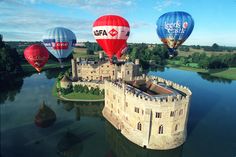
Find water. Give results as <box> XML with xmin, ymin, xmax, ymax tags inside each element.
<box><xmin>1</xmin><ymin>68</ymin><xmax>236</xmax><ymax>157</ymax></box>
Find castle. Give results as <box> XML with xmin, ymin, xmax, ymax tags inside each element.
<box><xmin>70</xmin><ymin>54</ymin><xmax>191</xmax><ymax>150</ymax></box>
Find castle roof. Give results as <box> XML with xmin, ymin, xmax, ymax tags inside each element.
<box><xmin>61</xmin><ymin>75</ymin><xmax>71</xmax><ymax>82</ymax></box>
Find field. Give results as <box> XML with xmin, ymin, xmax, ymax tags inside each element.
<box><xmin>178</xmin><ymin>48</ymin><xmax>236</xmax><ymax>57</ymax></box>
<box><xmin>73</xmin><ymin>47</ymin><xmax>99</xmax><ymax>59</ymax></box>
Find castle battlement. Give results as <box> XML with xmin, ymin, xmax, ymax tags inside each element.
<box><xmin>103</xmin><ymin>75</ymin><xmax>191</xmax><ymax>150</ymax></box>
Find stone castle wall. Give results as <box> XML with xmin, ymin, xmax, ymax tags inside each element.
<box><xmin>102</xmin><ymin>76</ymin><xmax>191</xmax><ymax>150</ymax></box>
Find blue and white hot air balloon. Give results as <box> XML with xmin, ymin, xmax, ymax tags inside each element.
<box><xmin>42</xmin><ymin>27</ymin><xmax>76</xmax><ymax>66</ymax></box>
<box><xmin>156</xmin><ymin>11</ymin><xmax>194</xmax><ymax>56</ymax></box>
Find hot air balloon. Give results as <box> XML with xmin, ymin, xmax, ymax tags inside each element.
<box><xmin>24</xmin><ymin>44</ymin><xmax>49</xmax><ymax>73</ymax></box>
<box><xmin>93</xmin><ymin>15</ymin><xmax>130</xmax><ymax>62</ymax></box>
<box><xmin>116</xmin><ymin>43</ymin><xmax>128</xmax><ymax>59</ymax></box>
<box><xmin>156</xmin><ymin>11</ymin><xmax>194</xmax><ymax>57</ymax></box>
<box><xmin>42</xmin><ymin>27</ymin><xmax>76</xmax><ymax>66</ymax></box>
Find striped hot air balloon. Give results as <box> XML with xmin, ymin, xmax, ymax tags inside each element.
<box><xmin>42</xmin><ymin>27</ymin><xmax>76</xmax><ymax>65</ymax></box>
<box><xmin>93</xmin><ymin>15</ymin><xmax>130</xmax><ymax>62</ymax></box>
<box><xmin>156</xmin><ymin>11</ymin><xmax>194</xmax><ymax>56</ymax></box>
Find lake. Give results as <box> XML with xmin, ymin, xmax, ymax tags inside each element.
<box><xmin>1</xmin><ymin>68</ymin><xmax>236</xmax><ymax>157</ymax></box>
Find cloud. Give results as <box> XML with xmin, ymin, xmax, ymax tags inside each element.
<box><xmin>154</xmin><ymin>0</ymin><xmax>181</xmax><ymax>11</ymax></box>
<box><xmin>1</xmin><ymin>0</ymin><xmax>135</xmax><ymax>14</ymax></box>
<box><xmin>0</xmin><ymin>0</ymin><xmax>137</xmax><ymax>41</ymax></box>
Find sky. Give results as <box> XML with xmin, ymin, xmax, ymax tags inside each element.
<box><xmin>0</xmin><ymin>0</ymin><xmax>236</xmax><ymax>46</ymax></box>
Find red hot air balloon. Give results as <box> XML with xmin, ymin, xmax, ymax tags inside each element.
<box><xmin>116</xmin><ymin>43</ymin><xmax>128</xmax><ymax>59</ymax></box>
<box><xmin>24</xmin><ymin>44</ymin><xmax>49</xmax><ymax>73</ymax></box>
<box><xmin>93</xmin><ymin>15</ymin><xmax>130</xmax><ymax>61</ymax></box>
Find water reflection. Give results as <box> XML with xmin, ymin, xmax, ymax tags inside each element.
<box><xmin>59</xmin><ymin>100</ymin><xmax>104</xmax><ymax>118</ymax></box>
<box><xmin>104</xmin><ymin>121</ymin><xmax>183</xmax><ymax>157</ymax></box>
<box><xmin>57</xmin><ymin>131</ymin><xmax>96</xmax><ymax>157</ymax></box>
<box><xmin>197</xmin><ymin>72</ymin><xmax>232</xmax><ymax>84</ymax></box>
<box><xmin>35</xmin><ymin>101</ymin><xmax>57</xmax><ymax>128</ymax></box>
<box><xmin>0</xmin><ymin>74</ymin><xmax>24</xmax><ymax>104</ymax></box>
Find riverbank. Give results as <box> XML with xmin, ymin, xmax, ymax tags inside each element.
<box><xmin>166</xmin><ymin>64</ymin><xmax>236</xmax><ymax>80</ymax></box>
<box><xmin>21</xmin><ymin>61</ymin><xmax>71</xmax><ymax>73</ymax></box>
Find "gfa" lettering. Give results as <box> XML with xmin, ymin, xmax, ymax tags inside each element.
<box><xmin>94</xmin><ymin>30</ymin><xmax>108</xmax><ymax>36</ymax></box>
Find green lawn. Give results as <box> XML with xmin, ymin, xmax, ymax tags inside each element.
<box><xmin>64</xmin><ymin>92</ymin><xmax>104</xmax><ymax>100</ymax></box>
<box><xmin>209</xmin><ymin>68</ymin><xmax>236</xmax><ymax>80</ymax></box>
<box><xmin>167</xmin><ymin>64</ymin><xmax>236</xmax><ymax>80</ymax></box>
<box><xmin>73</xmin><ymin>47</ymin><xmax>99</xmax><ymax>59</ymax></box>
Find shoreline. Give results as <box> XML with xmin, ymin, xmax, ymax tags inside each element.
<box><xmin>166</xmin><ymin>65</ymin><xmax>236</xmax><ymax>80</ymax></box>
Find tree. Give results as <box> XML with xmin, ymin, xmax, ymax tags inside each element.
<box><xmin>87</xmin><ymin>49</ymin><xmax>94</xmax><ymax>55</ymax></box>
<box><xmin>212</xmin><ymin>43</ymin><xmax>220</xmax><ymax>51</ymax></box>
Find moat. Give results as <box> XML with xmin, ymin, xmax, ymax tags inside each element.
<box><xmin>1</xmin><ymin>68</ymin><xmax>236</xmax><ymax>157</ymax></box>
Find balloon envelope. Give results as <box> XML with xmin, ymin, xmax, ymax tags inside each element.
<box><xmin>24</xmin><ymin>44</ymin><xmax>49</xmax><ymax>72</ymax></box>
<box><xmin>156</xmin><ymin>11</ymin><xmax>194</xmax><ymax>56</ymax></box>
<box><xmin>116</xmin><ymin>43</ymin><xmax>128</xmax><ymax>59</ymax></box>
<box><xmin>42</xmin><ymin>27</ymin><xmax>76</xmax><ymax>61</ymax></box>
<box><xmin>93</xmin><ymin>15</ymin><xmax>130</xmax><ymax>60</ymax></box>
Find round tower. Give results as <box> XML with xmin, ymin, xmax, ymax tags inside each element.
<box><xmin>135</xmin><ymin>59</ymin><xmax>140</xmax><ymax>65</ymax></box>
<box><xmin>99</xmin><ymin>51</ymin><xmax>104</xmax><ymax>60</ymax></box>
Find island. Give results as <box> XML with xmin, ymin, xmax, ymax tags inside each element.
<box><xmin>55</xmin><ymin>52</ymin><xmax>191</xmax><ymax>150</ymax></box>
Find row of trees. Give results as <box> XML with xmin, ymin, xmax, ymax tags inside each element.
<box><xmin>186</xmin><ymin>43</ymin><xmax>236</xmax><ymax>52</ymax></box>
<box><xmin>84</xmin><ymin>41</ymin><xmax>102</xmax><ymax>55</ymax></box>
<box><xmin>73</xmin><ymin>84</ymin><xmax>104</xmax><ymax>95</ymax></box>
<box><xmin>58</xmin><ymin>82</ymin><xmax>105</xmax><ymax>96</ymax></box>
<box><xmin>127</xmin><ymin>43</ymin><xmax>169</xmax><ymax>69</ymax></box>
<box><xmin>0</xmin><ymin>34</ymin><xmax>22</xmax><ymax>73</ymax></box>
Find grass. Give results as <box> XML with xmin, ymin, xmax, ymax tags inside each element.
<box><xmin>63</xmin><ymin>92</ymin><xmax>104</xmax><ymax>100</ymax></box>
<box><xmin>21</xmin><ymin>61</ymin><xmax>71</xmax><ymax>73</ymax></box>
<box><xmin>73</xmin><ymin>47</ymin><xmax>99</xmax><ymax>59</ymax></box>
<box><xmin>167</xmin><ymin>63</ymin><xmax>236</xmax><ymax>80</ymax></box>
<box><xmin>178</xmin><ymin>48</ymin><xmax>236</xmax><ymax>57</ymax></box>
<box><xmin>208</xmin><ymin>68</ymin><xmax>236</xmax><ymax>80</ymax></box>
<box><xmin>52</xmin><ymin>82</ymin><xmax>59</xmax><ymax>97</ymax></box>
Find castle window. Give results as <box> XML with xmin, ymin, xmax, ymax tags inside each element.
<box><xmin>137</xmin><ymin>122</ymin><xmax>142</xmax><ymax>131</ymax></box>
<box><xmin>111</xmin><ymin>103</ymin><xmax>113</xmax><ymax>108</ymax></box>
<box><xmin>175</xmin><ymin>124</ymin><xmax>178</xmax><ymax>131</ymax></box>
<box><xmin>142</xmin><ymin>110</ymin><xmax>144</xmax><ymax>115</ymax></box>
<box><xmin>170</xmin><ymin>111</ymin><xmax>175</xmax><ymax>117</ymax></box>
<box><xmin>107</xmin><ymin>65</ymin><xmax>109</xmax><ymax>68</ymax></box>
<box><xmin>113</xmin><ymin>95</ymin><xmax>116</xmax><ymax>99</ymax></box>
<box><xmin>125</xmin><ymin>102</ymin><xmax>128</xmax><ymax>107</ymax></box>
<box><xmin>134</xmin><ymin>107</ymin><xmax>139</xmax><ymax>113</ymax></box>
<box><xmin>78</xmin><ymin>70</ymin><xmax>81</xmax><ymax>73</ymax></box>
<box><xmin>112</xmin><ymin>70</ymin><xmax>114</xmax><ymax>75</ymax></box>
<box><xmin>156</xmin><ymin>112</ymin><xmax>162</xmax><ymax>118</ymax></box>
<box><xmin>179</xmin><ymin>109</ymin><xmax>183</xmax><ymax>116</ymax></box>
<box><xmin>127</xmin><ymin>71</ymin><xmax>130</xmax><ymax>75</ymax></box>
<box><xmin>158</xmin><ymin>125</ymin><xmax>163</xmax><ymax>134</ymax></box>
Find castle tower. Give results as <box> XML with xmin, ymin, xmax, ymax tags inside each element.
<box><xmin>99</xmin><ymin>51</ymin><xmax>104</xmax><ymax>60</ymax></box>
<box><xmin>71</xmin><ymin>58</ymin><xmax>78</xmax><ymax>81</ymax></box>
